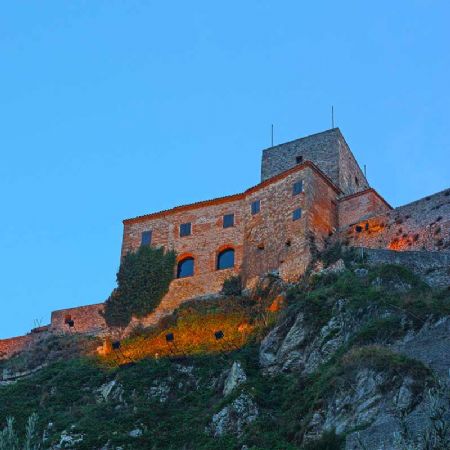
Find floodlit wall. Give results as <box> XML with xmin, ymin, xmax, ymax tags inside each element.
<box><xmin>340</xmin><ymin>189</ymin><xmax>450</xmax><ymax>252</ymax></box>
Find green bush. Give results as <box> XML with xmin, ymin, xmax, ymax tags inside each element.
<box><xmin>103</xmin><ymin>246</ymin><xmax>176</xmax><ymax>327</ymax></box>
<box><xmin>320</xmin><ymin>243</ymin><xmax>357</xmax><ymax>268</ymax></box>
<box><xmin>221</xmin><ymin>275</ymin><xmax>242</xmax><ymax>296</ymax></box>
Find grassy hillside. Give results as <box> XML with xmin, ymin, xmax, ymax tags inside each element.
<box><xmin>0</xmin><ymin>263</ymin><xmax>449</xmax><ymax>449</ymax></box>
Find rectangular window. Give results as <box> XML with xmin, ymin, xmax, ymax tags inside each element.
<box><xmin>180</xmin><ymin>222</ymin><xmax>191</xmax><ymax>237</ymax></box>
<box><xmin>292</xmin><ymin>208</ymin><xmax>302</xmax><ymax>221</ymax></box>
<box><xmin>296</xmin><ymin>155</ymin><xmax>303</xmax><ymax>164</ymax></box>
<box><xmin>223</xmin><ymin>213</ymin><xmax>234</xmax><ymax>228</ymax></box>
<box><xmin>251</xmin><ymin>200</ymin><xmax>260</xmax><ymax>215</ymax></box>
<box><xmin>293</xmin><ymin>180</ymin><xmax>303</xmax><ymax>196</ymax></box>
<box><xmin>141</xmin><ymin>230</ymin><xmax>152</xmax><ymax>246</ymax></box>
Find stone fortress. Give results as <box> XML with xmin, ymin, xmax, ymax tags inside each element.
<box><xmin>1</xmin><ymin>128</ymin><xmax>449</xmax><ymax>359</ymax></box>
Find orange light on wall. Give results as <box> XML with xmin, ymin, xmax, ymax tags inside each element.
<box><xmin>388</xmin><ymin>237</ymin><xmax>411</xmax><ymax>251</ymax></box>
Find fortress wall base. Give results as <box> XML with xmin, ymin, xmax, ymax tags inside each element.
<box><xmin>359</xmin><ymin>248</ymin><xmax>450</xmax><ymax>288</ymax></box>
<box><xmin>0</xmin><ymin>334</ymin><xmax>42</xmax><ymax>360</ymax></box>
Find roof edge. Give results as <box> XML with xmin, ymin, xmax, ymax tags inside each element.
<box><xmin>123</xmin><ymin>161</ymin><xmax>342</xmax><ymax>225</ymax></box>
<box><xmin>261</xmin><ymin>128</ymin><xmax>340</xmax><ymax>153</ymax></box>
<box><xmin>339</xmin><ymin>188</ymin><xmax>393</xmax><ymax>210</ymax></box>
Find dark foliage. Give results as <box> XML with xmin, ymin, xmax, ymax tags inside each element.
<box><xmin>103</xmin><ymin>246</ymin><xmax>176</xmax><ymax>327</ymax></box>
<box><xmin>221</xmin><ymin>275</ymin><xmax>242</xmax><ymax>296</ymax></box>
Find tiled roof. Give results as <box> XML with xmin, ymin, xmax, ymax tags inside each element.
<box><xmin>123</xmin><ymin>161</ymin><xmax>341</xmax><ymax>224</ymax></box>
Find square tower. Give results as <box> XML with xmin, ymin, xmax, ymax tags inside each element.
<box><xmin>261</xmin><ymin>128</ymin><xmax>369</xmax><ymax>195</ymax></box>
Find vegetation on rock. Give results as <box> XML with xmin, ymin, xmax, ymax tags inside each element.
<box><xmin>221</xmin><ymin>275</ymin><xmax>242</xmax><ymax>296</ymax></box>
<box><xmin>1</xmin><ymin>262</ymin><xmax>449</xmax><ymax>449</ymax></box>
<box><xmin>103</xmin><ymin>246</ymin><xmax>176</xmax><ymax>327</ymax></box>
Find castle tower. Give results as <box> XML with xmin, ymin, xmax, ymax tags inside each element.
<box><xmin>261</xmin><ymin>128</ymin><xmax>369</xmax><ymax>196</ymax></box>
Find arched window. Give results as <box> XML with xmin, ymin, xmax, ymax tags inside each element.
<box><xmin>177</xmin><ymin>257</ymin><xmax>194</xmax><ymax>278</ymax></box>
<box><xmin>217</xmin><ymin>248</ymin><xmax>235</xmax><ymax>270</ymax></box>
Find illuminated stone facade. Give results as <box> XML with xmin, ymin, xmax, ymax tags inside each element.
<box><xmin>339</xmin><ymin>188</ymin><xmax>450</xmax><ymax>252</ymax></box>
<box><xmin>1</xmin><ymin>128</ymin><xmax>449</xmax><ymax>359</ymax></box>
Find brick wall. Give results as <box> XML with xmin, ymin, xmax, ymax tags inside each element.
<box><xmin>340</xmin><ymin>189</ymin><xmax>450</xmax><ymax>252</ymax></box>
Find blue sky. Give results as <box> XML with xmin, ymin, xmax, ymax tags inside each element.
<box><xmin>1</xmin><ymin>1</ymin><xmax>449</xmax><ymax>338</ymax></box>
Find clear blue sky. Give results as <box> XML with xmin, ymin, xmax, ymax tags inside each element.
<box><xmin>1</xmin><ymin>1</ymin><xmax>449</xmax><ymax>338</ymax></box>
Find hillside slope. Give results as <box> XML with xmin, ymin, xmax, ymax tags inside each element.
<box><xmin>1</xmin><ymin>260</ymin><xmax>449</xmax><ymax>450</ymax></box>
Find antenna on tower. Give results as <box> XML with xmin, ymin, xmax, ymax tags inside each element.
<box><xmin>331</xmin><ymin>106</ymin><xmax>335</xmax><ymax>129</ymax></box>
<box><xmin>271</xmin><ymin>124</ymin><xmax>274</xmax><ymax>147</ymax></box>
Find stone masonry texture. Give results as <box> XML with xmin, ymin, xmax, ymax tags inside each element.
<box><xmin>1</xmin><ymin>128</ymin><xmax>449</xmax><ymax>356</ymax></box>
<box><xmin>339</xmin><ymin>188</ymin><xmax>450</xmax><ymax>252</ymax></box>
<box><xmin>360</xmin><ymin>248</ymin><xmax>450</xmax><ymax>288</ymax></box>
<box><xmin>261</xmin><ymin>128</ymin><xmax>369</xmax><ymax>195</ymax></box>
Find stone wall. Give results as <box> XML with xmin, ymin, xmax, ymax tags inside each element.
<box><xmin>360</xmin><ymin>248</ymin><xmax>450</xmax><ymax>288</ymax></box>
<box><xmin>52</xmin><ymin>163</ymin><xmax>337</xmax><ymax>336</ymax></box>
<box><xmin>241</xmin><ymin>166</ymin><xmax>335</xmax><ymax>283</ymax></box>
<box><xmin>338</xmin><ymin>189</ymin><xmax>392</xmax><ymax>228</ymax></box>
<box><xmin>0</xmin><ymin>334</ymin><xmax>41</xmax><ymax>360</ymax></box>
<box><xmin>340</xmin><ymin>188</ymin><xmax>450</xmax><ymax>252</ymax></box>
<box><xmin>336</xmin><ymin>134</ymin><xmax>369</xmax><ymax>196</ymax></box>
<box><xmin>260</xmin><ymin>128</ymin><xmax>369</xmax><ymax>195</ymax></box>
<box><xmin>50</xmin><ymin>303</ymin><xmax>107</xmax><ymax>335</ymax></box>
<box><xmin>306</xmin><ymin>165</ymin><xmax>339</xmax><ymax>252</ymax></box>
<box><xmin>122</xmin><ymin>162</ymin><xmax>340</xmax><ymax>299</ymax></box>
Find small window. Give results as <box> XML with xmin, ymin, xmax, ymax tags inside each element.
<box><xmin>223</xmin><ymin>214</ymin><xmax>234</xmax><ymax>228</ymax></box>
<box><xmin>251</xmin><ymin>200</ymin><xmax>260</xmax><ymax>215</ymax></box>
<box><xmin>296</xmin><ymin>155</ymin><xmax>303</xmax><ymax>164</ymax></box>
<box><xmin>141</xmin><ymin>230</ymin><xmax>152</xmax><ymax>246</ymax></box>
<box><xmin>177</xmin><ymin>257</ymin><xmax>194</xmax><ymax>278</ymax></box>
<box><xmin>293</xmin><ymin>181</ymin><xmax>303</xmax><ymax>195</ymax></box>
<box><xmin>292</xmin><ymin>208</ymin><xmax>302</xmax><ymax>221</ymax></box>
<box><xmin>180</xmin><ymin>222</ymin><xmax>191</xmax><ymax>237</ymax></box>
<box><xmin>355</xmin><ymin>176</ymin><xmax>359</xmax><ymax>186</ymax></box>
<box><xmin>217</xmin><ymin>248</ymin><xmax>235</xmax><ymax>270</ymax></box>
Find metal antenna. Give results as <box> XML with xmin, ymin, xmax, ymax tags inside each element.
<box><xmin>364</xmin><ymin>164</ymin><xmax>367</xmax><ymax>178</ymax></box>
<box><xmin>271</xmin><ymin>124</ymin><xmax>274</xmax><ymax>147</ymax></box>
<box><xmin>331</xmin><ymin>106</ymin><xmax>334</xmax><ymax>128</ymax></box>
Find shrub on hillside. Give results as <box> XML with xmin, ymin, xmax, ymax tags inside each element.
<box><xmin>221</xmin><ymin>275</ymin><xmax>242</xmax><ymax>296</ymax></box>
<box><xmin>103</xmin><ymin>246</ymin><xmax>176</xmax><ymax>327</ymax></box>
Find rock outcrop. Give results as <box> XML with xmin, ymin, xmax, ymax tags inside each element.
<box><xmin>207</xmin><ymin>393</ymin><xmax>259</xmax><ymax>438</ymax></box>
<box><xmin>258</xmin><ymin>264</ymin><xmax>450</xmax><ymax>449</ymax></box>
